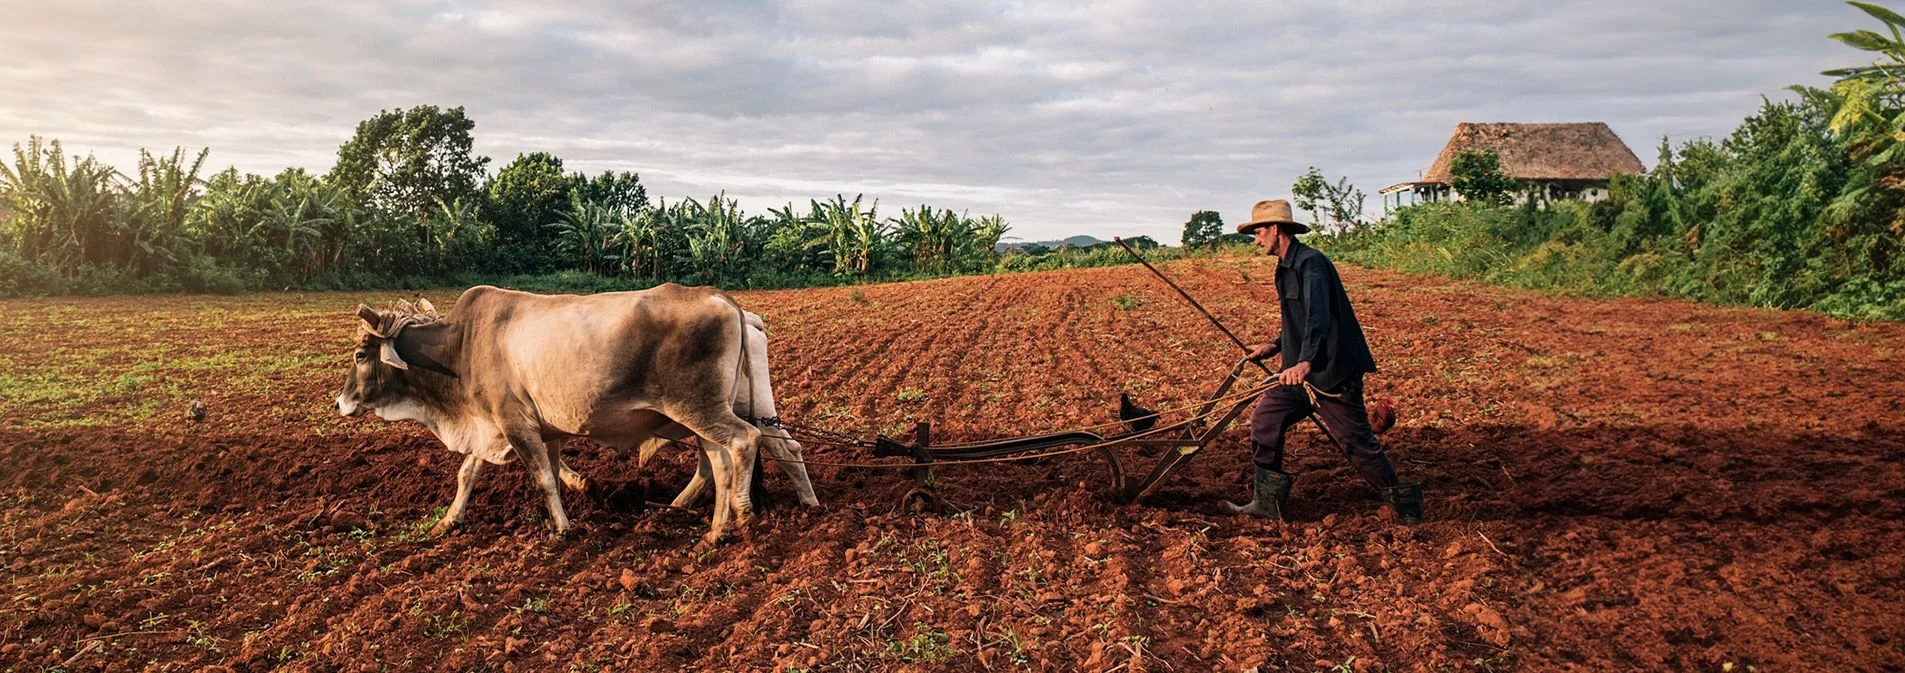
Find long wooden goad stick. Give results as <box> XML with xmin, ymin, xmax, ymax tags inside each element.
<box><xmin>1112</xmin><ymin>238</ymin><xmax>1349</xmax><ymax>448</ymax></box>
<box><xmin>1112</xmin><ymin>237</ymin><xmax>1275</xmax><ymax>378</ymax></box>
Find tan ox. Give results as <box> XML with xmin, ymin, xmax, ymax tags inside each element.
<box><xmin>336</xmin><ymin>284</ymin><xmax>797</xmax><ymax>544</ymax></box>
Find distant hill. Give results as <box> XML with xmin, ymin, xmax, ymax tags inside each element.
<box><xmin>996</xmin><ymin>235</ymin><xmax>1108</xmax><ymax>252</ymax></box>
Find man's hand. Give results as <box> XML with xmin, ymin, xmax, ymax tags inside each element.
<box><xmin>1247</xmin><ymin>342</ymin><xmax>1280</xmax><ymax>362</ymax></box>
<box><xmin>1278</xmin><ymin>361</ymin><xmax>1311</xmax><ymax>387</ymax></box>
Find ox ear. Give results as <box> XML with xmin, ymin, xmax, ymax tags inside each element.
<box><xmin>379</xmin><ymin>339</ymin><xmax>411</xmax><ymax>371</ymax></box>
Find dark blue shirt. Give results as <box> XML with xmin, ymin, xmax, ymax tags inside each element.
<box><xmin>1275</xmin><ymin>241</ymin><xmax>1377</xmax><ymax>390</ymax></box>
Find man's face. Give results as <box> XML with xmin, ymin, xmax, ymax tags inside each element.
<box><xmin>1252</xmin><ymin>225</ymin><xmax>1281</xmax><ymax>256</ymax></box>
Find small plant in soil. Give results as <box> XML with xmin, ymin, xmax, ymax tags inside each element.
<box><xmin>1111</xmin><ymin>293</ymin><xmax>1145</xmax><ymax>310</ymax></box>
<box><xmin>900</xmin><ymin>540</ymin><xmax>952</xmax><ymax>585</ymax></box>
<box><xmin>991</xmin><ymin>626</ymin><xmax>1032</xmax><ymax>666</ymax></box>
<box><xmin>1017</xmin><ymin>550</ymin><xmax>1047</xmax><ymax>586</ymax></box>
<box><xmin>1472</xmin><ymin>651</ymin><xmax>1518</xmax><ymax>671</ymax></box>
<box><xmin>881</xmin><ymin>623</ymin><xmax>956</xmax><ymax>664</ymax></box>
<box><xmin>513</xmin><ymin>595</ymin><xmax>550</xmax><ymax>614</ymax></box>
<box><xmin>423</xmin><ymin>611</ymin><xmax>468</xmax><ymax>639</ymax></box>
<box><xmin>895</xmin><ymin>387</ymin><xmax>926</xmax><ymax>403</ymax></box>
<box><xmin>185</xmin><ymin>619</ymin><xmax>222</xmax><ymax>652</ymax></box>
<box><xmin>394</xmin><ymin>507</ymin><xmax>447</xmax><ymax>542</ymax></box>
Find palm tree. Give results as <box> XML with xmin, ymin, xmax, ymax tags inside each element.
<box><xmin>263</xmin><ymin>190</ymin><xmax>324</xmax><ymax>260</ymax></box>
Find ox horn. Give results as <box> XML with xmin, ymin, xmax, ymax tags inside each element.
<box><xmin>417</xmin><ymin>298</ymin><xmax>438</xmax><ymax>316</ymax></box>
<box><xmin>356</xmin><ymin>304</ymin><xmax>388</xmax><ymax>338</ymax></box>
<box><xmin>378</xmin><ymin>317</ymin><xmax>413</xmax><ymax>371</ymax></box>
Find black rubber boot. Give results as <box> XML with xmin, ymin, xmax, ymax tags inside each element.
<box><xmin>1383</xmin><ymin>482</ymin><xmax>1424</xmax><ymax>525</ymax></box>
<box><xmin>1223</xmin><ymin>467</ymin><xmax>1293</xmax><ymax>520</ymax></box>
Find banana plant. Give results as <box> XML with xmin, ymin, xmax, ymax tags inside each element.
<box><xmin>895</xmin><ymin>205</ymin><xmax>968</xmax><ymax>274</ymax></box>
<box><xmin>119</xmin><ymin>147</ymin><xmax>208</xmax><ymax>272</ymax></box>
<box><xmin>763</xmin><ymin>202</ymin><xmax>828</xmax><ymax>271</ymax></box>
<box><xmin>0</xmin><ymin>136</ymin><xmax>121</xmax><ymax>271</ymax></box>
<box><xmin>967</xmin><ymin>214</ymin><xmax>1011</xmax><ymax>270</ymax></box>
<box><xmin>618</xmin><ymin>206</ymin><xmax>664</xmax><ymax>279</ymax></box>
<box><xmin>810</xmin><ymin>194</ymin><xmax>888</xmax><ymax>275</ymax></box>
<box><xmin>191</xmin><ymin>170</ymin><xmax>268</xmax><ymax>265</ymax></box>
<box><xmin>546</xmin><ymin>195</ymin><xmax>621</xmax><ymax>274</ymax></box>
<box><xmin>1821</xmin><ymin>0</ymin><xmax>1905</xmax><ymax>237</ymax></box>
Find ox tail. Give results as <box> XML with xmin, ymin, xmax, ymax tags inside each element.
<box><xmin>719</xmin><ymin>295</ymin><xmax>752</xmax><ymax>413</ymax></box>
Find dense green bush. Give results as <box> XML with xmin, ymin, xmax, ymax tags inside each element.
<box><xmin>0</xmin><ymin>110</ymin><xmax>1025</xmax><ymax>297</ymax></box>
<box><xmin>1320</xmin><ymin>95</ymin><xmax>1902</xmax><ymax>320</ymax></box>
<box><xmin>1319</xmin><ymin>5</ymin><xmax>1905</xmax><ymax>321</ymax></box>
<box><xmin>0</xmin><ymin>248</ymin><xmax>64</xmax><ymax>296</ymax></box>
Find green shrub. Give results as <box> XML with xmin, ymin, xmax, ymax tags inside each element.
<box><xmin>0</xmin><ymin>248</ymin><xmax>66</xmax><ymax>296</ymax></box>
<box><xmin>168</xmin><ymin>255</ymin><xmax>258</xmax><ymax>294</ymax></box>
<box><xmin>1319</xmin><ymin>89</ymin><xmax>1903</xmax><ymax>322</ymax></box>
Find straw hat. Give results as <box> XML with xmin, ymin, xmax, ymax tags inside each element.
<box><xmin>1235</xmin><ymin>199</ymin><xmax>1309</xmax><ymax>235</ymax></box>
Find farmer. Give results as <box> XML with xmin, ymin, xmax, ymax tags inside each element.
<box><xmin>1229</xmin><ymin>199</ymin><xmax>1423</xmax><ymax>524</ymax></box>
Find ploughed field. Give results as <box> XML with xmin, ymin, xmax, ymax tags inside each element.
<box><xmin>3</xmin><ymin>256</ymin><xmax>1902</xmax><ymax>672</ymax></box>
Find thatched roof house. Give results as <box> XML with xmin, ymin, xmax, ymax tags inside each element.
<box><xmin>1382</xmin><ymin>122</ymin><xmax>1644</xmax><ymax>210</ymax></box>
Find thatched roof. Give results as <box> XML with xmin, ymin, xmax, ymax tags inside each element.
<box><xmin>1421</xmin><ymin>122</ymin><xmax>1643</xmax><ymax>183</ymax></box>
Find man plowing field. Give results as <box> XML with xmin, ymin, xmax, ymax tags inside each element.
<box><xmin>1233</xmin><ymin>199</ymin><xmax>1424</xmax><ymax>524</ymax></box>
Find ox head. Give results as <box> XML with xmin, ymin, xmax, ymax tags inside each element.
<box><xmin>336</xmin><ymin>299</ymin><xmax>440</xmax><ymax>418</ymax></box>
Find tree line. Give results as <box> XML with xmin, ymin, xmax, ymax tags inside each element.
<box><xmin>0</xmin><ymin>105</ymin><xmax>1042</xmax><ymax>296</ymax></box>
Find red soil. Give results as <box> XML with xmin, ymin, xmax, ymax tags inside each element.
<box><xmin>2</xmin><ymin>256</ymin><xmax>1901</xmax><ymax>672</ymax></box>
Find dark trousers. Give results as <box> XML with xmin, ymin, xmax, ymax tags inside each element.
<box><xmin>1249</xmin><ymin>374</ymin><xmax>1400</xmax><ymax>489</ymax></box>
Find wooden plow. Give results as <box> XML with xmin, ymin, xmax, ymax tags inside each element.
<box><xmin>766</xmin><ymin>238</ymin><xmax>1290</xmax><ymax>512</ymax></box>
<box><xmin>861</xmin><ymin>356</ymin><xmax>1266</xmax><ymax>510</ymax></box>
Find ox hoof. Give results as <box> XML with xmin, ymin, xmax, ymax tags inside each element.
<box><xmin>428</xmin><ymin>519</ymin><xmax>460</xmax><ymax>538</ymax></box>
<box><xmin>560</xmin><ymin>471</ymin><xmax>589</xmax><ymax>493</ymax></box>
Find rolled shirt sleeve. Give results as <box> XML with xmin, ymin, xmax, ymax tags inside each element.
<box><xmin>1297</xmin><ymin>259</ymin><xmax>1332</xmax><ymax>363</ymax></box>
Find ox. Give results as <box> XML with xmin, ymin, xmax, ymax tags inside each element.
<box><xmin>335</xmin><ymin>284</ymin><xmax>812</xmax><ymax>544</ymax></box>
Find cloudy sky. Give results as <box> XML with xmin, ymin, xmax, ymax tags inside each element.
<box><xmin>0</xmin><ymin>0</ymin><xmax>1867</xmax><ymax>242</ymax></box>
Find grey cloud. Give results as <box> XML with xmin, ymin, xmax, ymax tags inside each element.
<box><xmin>0</xmin><ymin>0</ymin><xmax>1865</xmax><ymax>241</ymax></box>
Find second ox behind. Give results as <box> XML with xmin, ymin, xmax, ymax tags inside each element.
<box><xmin>334</xmin><ymin>283</ymin><xmax>817</xmax><ymax>545</ymax></box>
